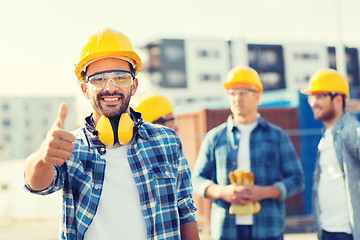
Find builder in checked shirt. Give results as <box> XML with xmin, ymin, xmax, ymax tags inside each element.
<box><xmin>24</xmin><ymin>28</ymin><xmax>199</xmax><ymax>240</ymax></box>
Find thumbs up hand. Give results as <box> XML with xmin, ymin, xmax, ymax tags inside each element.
<box><xmin>39</xmin><ymin>103</ymin><xmax>75</xmax><ymax>166</ymax></box>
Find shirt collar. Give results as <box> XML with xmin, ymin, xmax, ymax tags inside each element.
<box><xmin>331</xmin><ymin>112</ymin><xmax>352</xmax><ymax>135</ymax></box>
<box><xmin>226</xmin><ymin>113</ymin><xmax>266</xmax><ymax>132</ymax></box>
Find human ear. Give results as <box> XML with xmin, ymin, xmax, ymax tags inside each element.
<box><xmin>131</xmin><ymin>78</ymin><xmax>139</xmax><ymax>96</ymax></box>
<box><xmin>80</xmin><ymin>82</ymin><xmax>90</xmax><ymax>99</ymax></box>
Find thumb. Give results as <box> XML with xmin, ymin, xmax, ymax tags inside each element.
<box><xmin>54</xmin><ymin>103</ymin><xmax>68</xmax><ymax>129</ymax></box>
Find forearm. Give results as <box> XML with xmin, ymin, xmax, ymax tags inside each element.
<box><xmin>204</xmin><ymin>183</ymin><xmax>222</xmax><ymax>200</ymax></box>
<box><xmin>264</xmin><ymin>185</ymin><xmax>281</xmax><ymax>199</ymax></box>
<box><xmin>180</xmin><ymin>221</ymin><xmax>199</xmax><ymax>240</ymax></box>
<box><xmin>24</xmin><ymin>150</ymin><xmax>55</xmax><ymax>191</ymax></box>
<box><xmin>253</xmin><ymin>185</ymin><xmax>281</xmax><ymax>201</ymax></box>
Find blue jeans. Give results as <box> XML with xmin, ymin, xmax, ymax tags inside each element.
<box><xmin>236</xmin><ymin>225</ymin><xmax>283</xmax><ymax>240</ymax></box>
<box><xmin>322</xmin><ymin>230</ymin><xmax>353</xmax><ymax>240</ymax></box>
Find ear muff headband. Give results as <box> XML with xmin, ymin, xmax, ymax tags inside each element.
<box><xmin>96</xmin><ymin>113</ymin><xmax>134</xmax><ymax>146</ymax></box>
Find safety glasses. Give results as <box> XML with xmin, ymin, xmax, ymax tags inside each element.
<box><xmin>307</xmin><ymin>93</ymin><xmax>338</xmax><ymax>105</ymax></box>
<box><xmin>85</xmin><ymin>70</ymin><xmax>134</xmax><ymax>88</ymax></box>
<box><xmin>227</xmin><ymin>88</ymin><xmax>257</xmax><ymax>98</ymax></box>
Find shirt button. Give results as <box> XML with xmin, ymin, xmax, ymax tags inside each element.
<box><xmin>234</xmin><ymin>145</ymin><xmax>238</xmax><ymax>149</ymax></box>
<box><xmin>87</xmin><ymin>213</ymin><xmax>92</xmax><ymax>218</ymax></box>
<box><xmin>101</xmin><ymin>147</ymin><xmax>105</xmax><ymax>152</ymax></box>
<box><xmin>94</xmin><ymin>185</ymin><xmax>99</xmax><ymax>190</ymax></box>
<box><xmin>100</xmin><ymin>155</ymin><xmax>105</xmax><ymax>159</ymax></box>
<box><xmin>233</xmin><ymin>162</ymin><xmax>237</xmax><ymax>166</ymax></box>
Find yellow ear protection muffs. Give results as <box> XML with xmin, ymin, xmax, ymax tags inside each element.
<box><xmin>96</xmin><ymin>113</ymin><xmax>134</xmax><ymax>146</ymax></box>
<box><xmin>85</xmin><ymin>110</ymin><xmax>142</xmax><ymax>146</ymax></box>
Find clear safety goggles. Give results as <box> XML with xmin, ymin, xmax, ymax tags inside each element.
<box><xmin>227</xmin><ymin>88</ymin><xmax>257</xmax><ymax>98</ymax></box>
<box><xmin>85</xmin><ymin>70</ymin><xmax>134</xmax><ymax>88</ymax></box>
<box><xmin>307</xmin><ymin>92</ymin><xmax>338</xmax><ymax>105</ymax></box>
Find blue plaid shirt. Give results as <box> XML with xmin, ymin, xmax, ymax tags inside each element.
<box><xmin>27</xmin><ymin>111</ymin><xmax>197</xmax><ymax>240</ymax></box>
<box><xmin>312</xmin><ymin>113</ymin><xmax>360</xmax><ymax>240</ymax></box>
<box><xmin>193</xmin><ymin>115</ymin><xmax>304</xmax><ymax>240</ymax></box>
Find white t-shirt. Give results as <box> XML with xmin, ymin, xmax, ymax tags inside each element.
<box><xmin>235</xmin><ymin>121</ymin><xmax>257</xmax><ymax>225</ymax></box>
<box><xmin>85</xmin><ymin>144</ymin><xmax>147</xmax><ymax>240</ymax></box>
<box><xmin>318</xmin><ymin>127</ymin><xmax>352</xmax><ymax>234</ymax></box>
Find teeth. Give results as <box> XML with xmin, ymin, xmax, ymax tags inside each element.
<box><xmin>103</xmin><ymin>98</ymin><xmax>118</xmax><ymax>101</ymax></box>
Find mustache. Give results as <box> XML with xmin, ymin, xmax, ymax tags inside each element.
<box><xmin>97</xmin><ymin>92</ymin><xmax>125</xmax><ymax>99</ymax></box>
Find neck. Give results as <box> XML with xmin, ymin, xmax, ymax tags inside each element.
<box><xmin>92</xmin><ymin>108</ymin><xmax>131</xmax><ymax>125</ymax></box>
<box><xmin>323</xmin><ymin>111</ymin><xmax>344</xmax><ymax>128</ymax></box>
<box><xmin>234</xmin><ymin>113</ymin><xmax>258</xmax><ymax>125</ymax></box>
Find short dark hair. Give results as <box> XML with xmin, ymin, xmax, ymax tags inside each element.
<box><xmin>331</xmin><ymin>93</ymin><xmax>346</xmax><ymax>111</ymax></box>
<box><xmin>341</xmin><ymin>95</ymin><xmax>346</xmax><ymax>111</ymax></box>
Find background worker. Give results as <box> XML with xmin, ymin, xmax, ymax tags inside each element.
<box><xmin>133</xmin><ymin>92</ymin><xmax>179</xmax><ymax>132</ymax></box>
<box><xmin>192</xmin><ymin>66</ymin><xmax>305</xmax><ymax>240</ymax></box>
<box><xmin>301</xmin><ymin>68</ymin><xmax>360</xmax><ymax>240</ymax></box>
<box><xmin>24</xmin><ymin>28</ymin><xmax>199</xmax><ymax>240</ymax></box>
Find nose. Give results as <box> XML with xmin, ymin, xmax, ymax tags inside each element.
<box><xmin>173</xmin><ymin>123</ymin><xmax>179</xmax><ymax>132</ymax></box>
<box><xmin>104</xmin><ymin>79</ymin><xmax>118</xmax><ymax>92</ymax></box>
<box><xmin>233</xmin><ymin>93</ymin><xmax>243</xmax><ymax>103</ymax></box>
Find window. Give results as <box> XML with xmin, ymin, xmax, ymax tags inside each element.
<box><xmin>295</xmin><ymin>74</ymin><xmax>312</xmax><ymax>84</ymax></box>
<box><xmin>259</xmin><ymin>72</ymin><xmax>284</xmax><ymax>90</ymax></box>
<box><xmin>43</xmin><ymin>103</ymin><xmax>52</xmax><ymax>111</ymax></box>
<box><xmin>4</xmin><ymin>134</ymin><xmax>11</xmax><ymax>142</ymax></box>
<box><xmin>26</xmin><ymin>134</ymin><xmax>32</xmax><ymax>142</ymax></box>
<box><xmin>3</xmin><ymin>119</ymin><xmax>11</xmax><ymax>127</ymax></box>
<box><xmin>164</xmin><ymin>46</ymin><xmax>184</xmax><ymax>62</ymax></box>
<box><xmin>199</xmin><ymin>73</ymin><xmax>221</xmax><ymax>82</ymax></box>
<box><xmin>198</xmin><ymin>49</ymin><xmax>220</xmax><ymax>58</ymax></box>
<box><xmin>2</xmin><ymin>103</ymin><xmax>9</xmax><ymax>111</ymax></box>
<box><xmin>164</xmin><ymin>70</ymin><xmax>186</xmax><ymax>88</ymax></box>
<box><xmin>43</xmin><ymin>118</ymin><xmax>48</xmax><ymax>127</ymax></box>
<box><xmin>248</xmin><ymin>44</ymin><xmax>285</xmax><ymax>90</ymax></box>
<box><xmin>294</xmin><ymin>53</ymin><xmax>319</xmax><ymax>60</ymax></box>
<box><xmin>328</xmin><ymin>46</ymin><xmax>360</xmax><ymax>86</ymax></box>
<box><xmin>25</xmin><ymin>119</ymin><xmax>30</xmax><ymax>127</ymax></box>
<box><xmin>0</xmin><ymin>184</ymin><xmax>8</xmax><ymax>191</ymax></box>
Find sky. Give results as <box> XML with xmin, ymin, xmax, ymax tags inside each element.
<box><xmin>1</xmin><ymin>0</ymin><xmax>360</xmax><ymax>99</ymax></box>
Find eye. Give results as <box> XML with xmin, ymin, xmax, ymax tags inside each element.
<box><xmin>91</xmin><ymin>76</ymin><xmax>104</xmax><ymax>82</ymax></box>
<box><xmin>113</xmin><ymin>76</ymin><xmax>126</xmax><ymax>81</ymax></box>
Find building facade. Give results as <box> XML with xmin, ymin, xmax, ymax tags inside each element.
<box><xmin>141</xmin><ymin>38</ymin><xmax>360</xmax><ymax>108</ymax></box>
<box><xmin>0</xmin><ymin>97</ymin><xmax>76</xmax><ymax>160</ymax></box>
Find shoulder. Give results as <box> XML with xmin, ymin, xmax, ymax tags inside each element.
<box><xmin>204</xmin><ymin>121</ymin><xmax>228</xmax><ymax>142</ymax></box>
<box><xmin>257</xmin><ymin>116</ymin><xmax>286</xmax><ymax>135</ymax></box>
<box><xmin>342</xmin><ymin>113</ymin><xmax>360</xmax><ymax>127</ymax></box>
<box><xmin>137</xmin><ymin>121</ymin><xmax>180</xmax><ymax>144</ymax></box>
<box><xmin>339</xmin><ymin>113</ymin><xmax>360</xmax><ymax>138</ymax></box>
<box><xmin>71</xmin><ymin>127</ymin><xmax>88</xmax><ymax>144</ymax></box>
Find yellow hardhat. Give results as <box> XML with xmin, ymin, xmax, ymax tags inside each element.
<box><xmin>223</xmin><ymin>66</ymin><xmax>263</xmax><ymax>93</ymax></box>
<box><xmin>133</xmin><ymin>93</ymin><xmax>174</xmax><ymax>123</ymax></box>
<box><xmin>301</xmin><ymin>68</ymin><xmax>349</xmax><ymax>100</ymax></box>
<box><xmin>75</xmin><ymin>28</ymin><xmax>142</xmax><ymax>81</ymax></box>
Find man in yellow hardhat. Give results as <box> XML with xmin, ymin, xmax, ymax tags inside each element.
<box><xmin>133</xmin><ymin>92</ymin><xmax>179</xmax><ymax>132</ymax></box>
<box><xmin>301</xmin><ymin>68</ymin><xmax>360</xmax><ymax>240</ymax></box>
<box><xmin>193</xmin><ymin>66</ymin><xmax>304</xmax><ymax>240</ymax></box>
<box><xmin>24</xmin><ymin>28</ymin><xmax>199</xmax><ymax>240</ymax></box>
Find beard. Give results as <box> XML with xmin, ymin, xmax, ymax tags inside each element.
<box><xmin>314</xmin><ymin>105</ymin><xmax>337</xmax><ymax>122</ymax></box>
<box><xmin>91</xmin><ymin>89</ymin><xmax>132</xmax><ymax>118</ymax></box>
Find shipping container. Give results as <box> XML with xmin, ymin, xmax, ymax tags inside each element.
<box><xmin>176</xmin><ymin>107</ymin><xmax>304</xmax><ymax>226</ymax></box>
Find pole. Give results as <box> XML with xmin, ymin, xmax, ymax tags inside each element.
<box><xmin>335</xmin><ymin>0</ymin><xmax>347</xmax><ymax>77</ymax></box>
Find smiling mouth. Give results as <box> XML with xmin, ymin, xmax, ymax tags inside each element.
<box><xmin>101</xmin><ymin>97</ymin><xmax>121</xmax><ymax>104</ymax></box>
